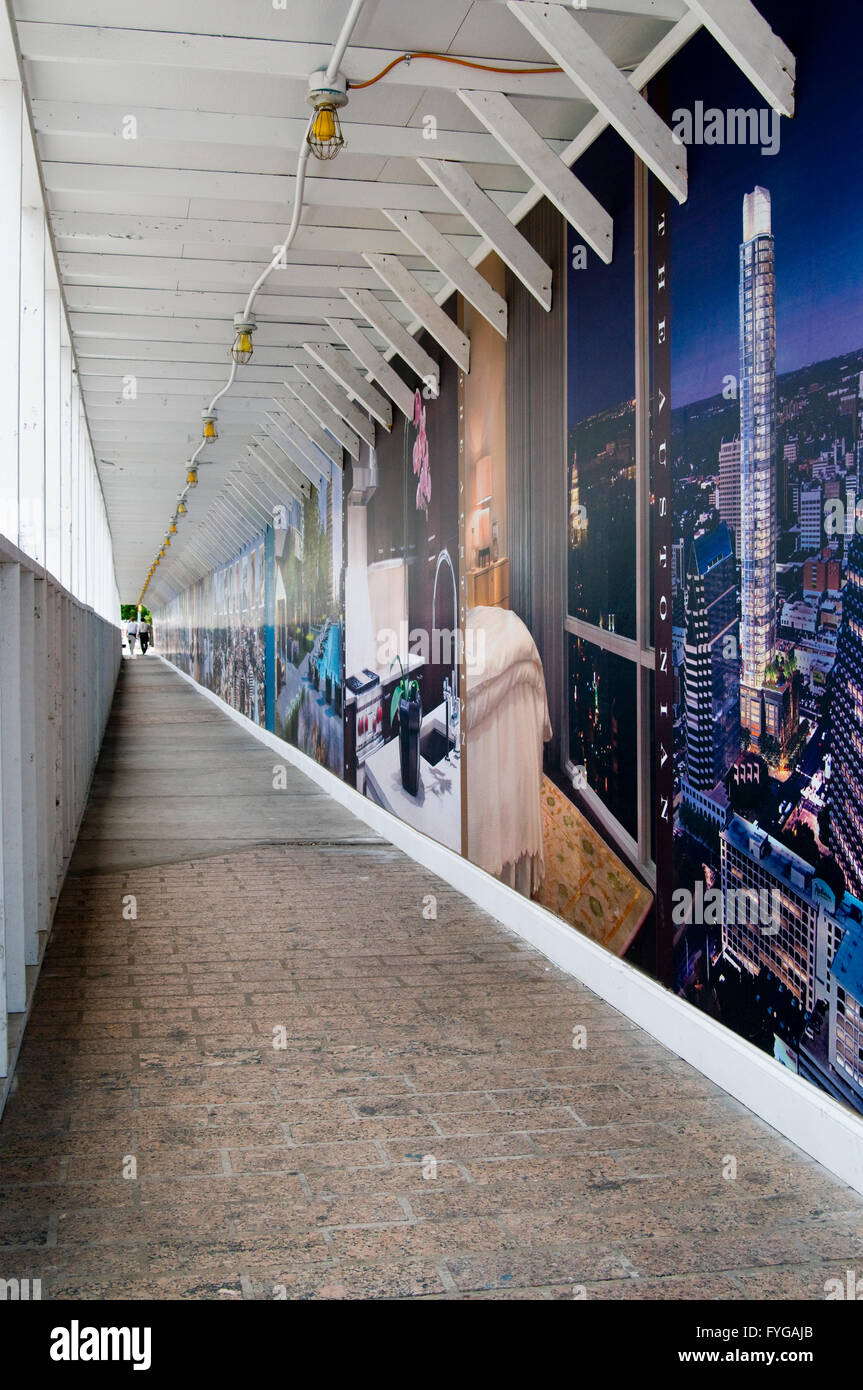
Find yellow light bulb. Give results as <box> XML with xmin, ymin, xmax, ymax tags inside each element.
<box><xmin>178</xmin><ymin>501</ymin><xmax>187</xmax><ymax>515</ymax></box>
<box><xmin>187</xmin><ymin>470</ymin><xmax>198</xmax><ymax>487</ymax></box>
<box><xmin>313</xmin><ymin>106</ymin><xmax>336</xmax><ymax>142</ymax></box>
<box><xmin>232</xmin><ymin>330</ymin><xmax>253</xmax><ymax>364</ymax></box>
<box><xmin>170</xmin><ymin>523</ymin><xmax>177</xmax><ymax>533</ymax></box>
<box><xmin>203</xmin><ymin>417</ymin><xmax>217</xmax><ymax>440</ymax></box>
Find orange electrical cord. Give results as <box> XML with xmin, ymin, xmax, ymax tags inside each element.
<box><xmin>348</xmin><ymin>51</ymin><xmax>562</xmax><ymax>90</ymax></box>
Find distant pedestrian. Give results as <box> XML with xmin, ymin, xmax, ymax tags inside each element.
<box><xmin>126</xmin><ymin>616</ymin><xmax>138</xmax><ymax>656</ymax></box>
<box><xmin>138</xmin><ymin>617</ymin><xmax>151</xmax><ymax>655</ymax></box>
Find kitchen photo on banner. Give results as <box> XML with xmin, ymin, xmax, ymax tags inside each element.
<box><xmin>665</xmin><ymin>0</ymin><xmax>863</xmax><ymax>1116</ymax></box>
<box><xmin>344</xmin><ymin>332</ymin><xmax>461</xmax><ymax>853</ymax></box>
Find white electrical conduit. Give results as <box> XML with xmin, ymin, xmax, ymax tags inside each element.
<box><xmin>151</xmin><ymin>0</ymin><xmax>367</xmax><ymax>591</ymax></box>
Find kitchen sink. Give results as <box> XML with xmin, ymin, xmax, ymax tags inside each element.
<box><xmin>419</xmin><ymin>725</ymin><xmax>453</xmax><ymax>767</ymax></box>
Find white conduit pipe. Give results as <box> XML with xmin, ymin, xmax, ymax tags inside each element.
<box><xmin>152</xmin><ymin>0</ymin><xmax>366</xmax><ymax>590</ymax></box>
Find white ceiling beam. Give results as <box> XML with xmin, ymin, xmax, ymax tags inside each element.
<box><xmin>683</xmin><ymin>0</ymin><xmax>795</xmax><ymax>116</ymax></box>
<box><xmin>382</xmin><ymin>209</ymin><xmax>507</xmax><ymax>339</ymax></box>
<box><xmin>404</xmin><ymin>12</ymin><xmax>700</xmax><ymax>347</ymax></box>
<box><xmin>245</xmin><ymin>445</ymin><xmax>303</xmax><ymax>506</ymax></box>
<box><xmin>240</xmin><ymin>470</ymin><xmax>286</xmax><ymax>519</ymax></box>
<box><xmin>226</xmin><ymin>473</ymin><xmax>273</xmax><ymax>529</ymax></box>
<box><xmin>285</xmin><ymin>380</ymin><xmax>361</xmax><ymax>462</ymax></box>
<box><xmin>339</xmin><ymin>289</ymin><xmax>438</xmax><ymax>392</ymax></box>
<box><xmin>294</xmin><ymin>364</ymin><xmax>375</xmax><ymax>451</ymax></box>
<box><xmin>273</xmin><ymin>392</ymin><xmax>343</xmax><ymax>471</ymax></box>
<box><xmin>50</xmin><ymin>214</ymin><xmax>480</xmax><ymax>260</ymax></box>
<box><xmin>417</xmin><ymin>158</ymin><xmax>552</xmax><ymax>313</ymax></box>
<box><xmin>68</xmin><ymin>314</ymin><xmax>343</xmax><ymax>345</ymax></box>
<box><xmin>251</xmin><ymin>439</ymin><xmax>310</xmax><ymax>501</ymax></box>
<box><xmin>57</xmin><ymin>252</ymin><xmax>440</xmax><ymax>296</ymax></box>
<box><xmin>41</xmin><ymin>160</ymin><xmax>521</xmax><ymax>216</ymax></box>
<box><xmin>31</xmin><ymin>100</ymin><xmax>570</xmax><ymax>166</ymax></box>
<box><xmin>302</xmin><ymin>343</ymin><xmax>393</xmax><ymax>432</ymax></box>
<box><xmin>62</xmin><ymin>285</ymin><xmax>405</xmax><ymax>324</ymax></box>
<box><xmin>457</xmin><ymin>89</ymin><xmax>613</xmax><ymax>264</ymax></box>
<box><xmin>263</xmin><ymin>414</ymin><xmax>328</xmax><ymax>489</ymax></box>
<box><xmin>17</xmin><ymin>26</ymin><xmax>579</xmax><ymax>98</ymax></box>
<box><xmin>362</xmin><ymin>253</ymin><xmax>470</xmax><ymax>374</ymax></box>
<box><xmin>508</xmin><ymin>2</ymin><xmax>687</xmax><ymax>203</ymax></box>
<box><xmin>325</xmin><ymin>318</ymin><xmax>416</xmax><ymax>424</ymax></box>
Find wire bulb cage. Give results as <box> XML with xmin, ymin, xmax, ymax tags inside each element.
<box><xmin>186</xmin><ymin>468</ymin><xmax>198</xmax><ymax>488</ymax></box>
<box><xmin>231</xmin><ymin>311</ymin><xmax>256</xmax><ymax>365</ymax></box>
<box><xmin>202</xmin><ymin>412</ymin><xmax>218</xmax><ymax>440</ymax></box>
<box><xmin>307</xmin><ymin>103</ymin><xmax>345</xmax><ymax>161</ymax></box>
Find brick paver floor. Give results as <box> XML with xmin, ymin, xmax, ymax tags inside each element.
<box><xmin>1</xmin><ymin>657</ymin><xmax>862</xmax><ymax>1299</ymax></box>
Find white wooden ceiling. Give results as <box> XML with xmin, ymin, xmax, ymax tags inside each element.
<box><xmin>9</xmin><ymin>0</ymin><xmax>792</xmax><ymax>602</ymax></box>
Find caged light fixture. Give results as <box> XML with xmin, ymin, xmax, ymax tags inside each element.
<box><xmin>306</xmin><ymin>68</ymin><xmax>348</xmax><ymax>161</ymax></box>
<box><xmin>177</xmin><ymin>500</ymin><xmax>187</xmax><ymax>515</ymax></box>
<box><xmin>202</xmin><ymin>411</ymin><xmax>218</xmax><ymax>440</ymax></box>
<box><xmin>231</xmin><ymin>311</ymin><xmax>256</xmax><ymax>364</ymax></box>
<box><xmin>186</xmin><ymin>466</ymin><xmax>198</xmax><ymax>487</ymax></box>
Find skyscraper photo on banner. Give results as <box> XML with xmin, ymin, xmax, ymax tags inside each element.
<box><xmin>667</xmin><ymin>0</ymin><xmax>863</xmax><ymax>1116</ymax></box>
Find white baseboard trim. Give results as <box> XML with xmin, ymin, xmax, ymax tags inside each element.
<box><xmin>158</xmin><ymin>654</ymin><xmax>863</xmax><ymax>1197</ymax></box>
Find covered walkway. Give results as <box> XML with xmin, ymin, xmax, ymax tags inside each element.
<box><xmin>1</xmin><ymin>657</ymin><xmax>862</xmax><ymax>1301</ymax></box>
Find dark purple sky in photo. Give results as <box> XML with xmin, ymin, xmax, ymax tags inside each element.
<box><xmin>669</xmin><ymin>0</ymin><xmax>862</xmax><ymax>407</ymax></box>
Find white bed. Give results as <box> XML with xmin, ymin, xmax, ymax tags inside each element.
<box><xmin>465</xmin><ymin>605</ymin><xmax>552</xmax><ymax>896</ymax></box>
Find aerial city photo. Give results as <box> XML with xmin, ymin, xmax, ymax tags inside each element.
<box><xmin>671</xmin><ymin>143</ymin><xmax>863</xmax><ymax>1114</ymax></box>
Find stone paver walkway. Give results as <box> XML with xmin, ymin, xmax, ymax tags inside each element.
<box><xmin>1</xmin><ymin>657</ymin><xmax>862</xmax><ymax>1299</ymax></box>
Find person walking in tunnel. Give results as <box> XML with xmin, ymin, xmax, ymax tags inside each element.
<box><xmin>138</xmin><ymin>615</ymin><xmax>151</xmax><ymax>655</ymax></box>
<box><xmin>125</xmin><ymin>614</ymin><xmax>138</xmax><ymax>657</ymax></box>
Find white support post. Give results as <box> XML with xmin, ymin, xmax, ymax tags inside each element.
<box><xmin>18</xmin><ymin>208</ymin><xmax>46</xmax><ymax>563</ymax></box>
<box><xmin>33</xmin><ymin>575</ymin><xmax>49</xmax><ymax>938</ymax></box>
<box><xmin>59</xmin><ymin>337</ymin><xmax>73</xmax><ymax>590</ymax></box>
<box><xmin>457</xmin><ymin>88</ymin><xmax>614</xmax><ymax>263</ymax></box>
<box><xmin>417</xmin><ymin>158</ymin><xmax>553</xmax><ymax>312</ymax></box>
<box><xmin>324</xmin><ymin>317</ymin><xmax>416</xmax><ymax>423</ymax></box>
<box><xmin>44</xmin><ymin>267</ymin><xmax>62</xmax><ymax>578</ymax></box>
<box><xmin>382</xmin><ymin>209</ymin><xmax>508</xmax><ymax>337</ymax></box>
<box><xmin>18</xmin><ymin>569</ymin><xmax>38</xmax><ymax>965</ymax></box>
<box><xmin>0</xmin><ymin>81</ymin><xmax>21</xmax><ymax>546</ymax></box>
<box><xmin>508</xmin><ymin>2</ymin><xmax>688</xmax><ymax>203</ymax></box>
<box><xmin>0</xmin><ymin>562</ymin><xmax>26</xmax><ymax>1011</ymax></box>
<box><xmin>362</xmin><ymin>253</ymin><xmax>471</xmax><ymax>372</ymax></box>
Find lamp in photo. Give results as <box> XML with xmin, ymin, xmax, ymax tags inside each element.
<box><xmin>202</xmin><ymin>410</ymin><xmax>218</xmax><ymax>441</ymax></box>
<box><xmin>186</xmin><ymin>465</ymin><xmax>198</xmax><ymax>488</ymax></box>
<box><xmin>473</xmin><ymin>453</ymin><xmax>492</xmax><ymax>569</ymax></box>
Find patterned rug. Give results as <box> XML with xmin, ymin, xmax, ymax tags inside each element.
<box><xmin>533</xmin><ymin>776</ymin><xmax>653</xmax><ymax>957</ymax></box>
